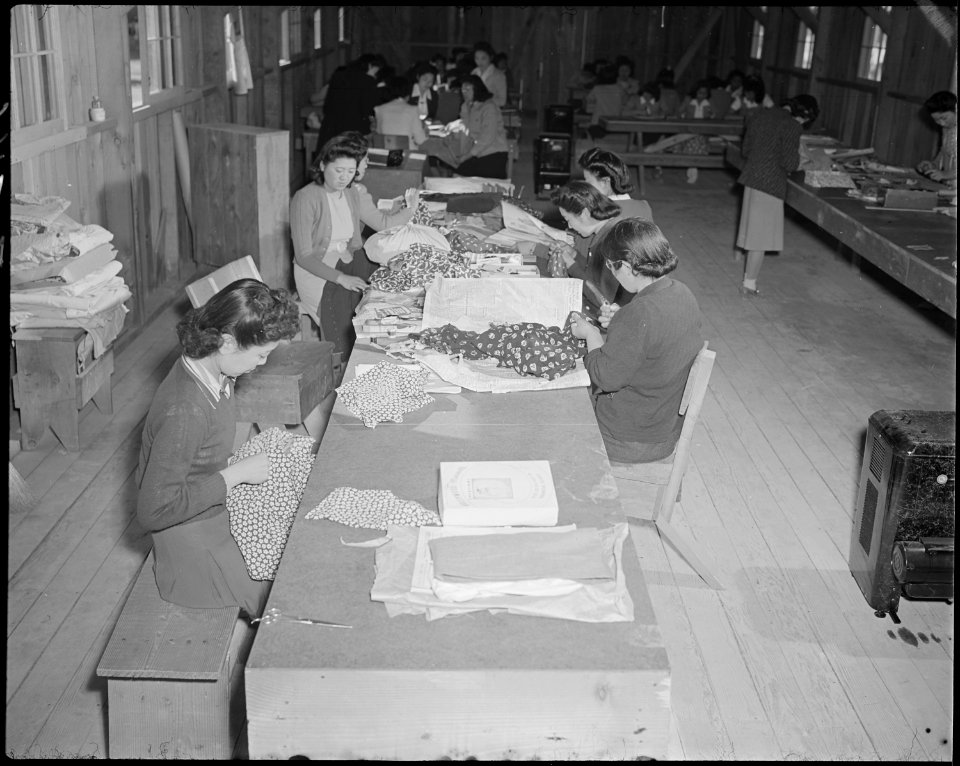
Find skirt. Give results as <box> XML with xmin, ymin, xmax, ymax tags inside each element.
<box><xmin>736</xmin><ymin>186</ymin><xmax>784</xmax><ymax>253</ymax></box>
<box><xmin>457</xmin><ymin>152</ymin><xmax>509</xmax><ymax>180</ymax></box>
<box><xmin>294</xmin><ymin>255</ymin><xmax>369</xmax><ymax>358</ymax></box>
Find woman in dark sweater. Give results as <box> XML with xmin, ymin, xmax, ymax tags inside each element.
<box><xmin>735</xmin><ymin>94</ymin><xmax>819</xmax><ymax>295</ymax></box>
<box><xmin>136</xmin><ymin>279</ymin><xmax>300</xmax><ymax>617</ymax></box>
<box><xmin>570</xmin><ymin>219</ymin><xmax>704</xmax><ymax>464</ymax></box>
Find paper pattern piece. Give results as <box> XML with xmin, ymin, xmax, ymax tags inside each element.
<box><xmin>413</xmin><ymin>349</ymin><xmax>591</xmax><ymax>393</ymax></box>
<box><xmin>421</xmin><ymin>276</ymin><xmax>583</xmax><ymax>333</ymax></box>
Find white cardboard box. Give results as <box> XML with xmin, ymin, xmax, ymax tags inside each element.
<box><xmin>438</xmin><ymin>460</ymin><xmax>559</xmax><ymax>527</ymax></box>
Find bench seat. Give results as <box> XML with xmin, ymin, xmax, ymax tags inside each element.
<box><xmin>97</xmin><ymin>551</ymin><xmax>254</xmax><ymax>759</ymax></box>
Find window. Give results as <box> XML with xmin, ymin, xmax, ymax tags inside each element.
<box><xmin>749</xmin><ymin>19</ymin><xmax>764</xmax><ymax>60</ymax></box>
<box><xmin>224</xmin><ymin>14</ymin><xmax>237</xmax><ymax>86</ymax></box>
<box><xmin>338</xmin><ymin>7</ymin><xmax>348</xmax><ymax>43</ymax></box>
<box><xmin>280</xmin><ymin>7</ymin><xmax>302</xmax><ymax>66</ymax></box>
<box><xmin>794</xmin><ymin>23</ymin><xmax>815</xmax><ymax>69</ymax></box>
<box><xmin>857</xmin><ymin>18</ymin><xmax>888</xmax><ymax>81</ymax></box>
<box><xmin>10</xmin><ymin>4</ymin><xmax>66</xmax><ymax>143</ymax></box>
<box><xmin>314</xmin><ymin>10</ymin><xmax>322</xmax><ymax>50</ymax></box>
<box><xmin>128</xmin><ymin>5</ymin><xmax>183</xmax><ymax>108</ymax></box>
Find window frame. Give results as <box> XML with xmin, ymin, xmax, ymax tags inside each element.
<box><xmin>10</xmin><ymin>4</ymin><xmax>68</xmax><ymax>147</ymax></box>
<box><xmin>749</xmin><ymin>18</ymin><xmax>765</xmax><ymax>62</ymax></box>
<box><xmin>856</xmin><ymin>17</ymin><xmax>888</xmax><ymax>82</ymax></box>
<box><xmin>313</xmin><ymin>9</ymin><xmax>323</xmax><ymax>50</ymax></box>
<box><xmin>129</xmin><ymin>5</ymin><xmax>185</xmax><ymax>111</ymax></box>
<box><xmin>793</xmin><ymin>22</ymin><xmax>815</xmax><ymax>70</ymax></box>
<box><xmin>279</xmin><ymin>7</ymin><xmax>305</xmax><ymax>68</ymax></box>
<box><xmin>338</xmin><ymin>6</ymin><xmax>350</xmax><ymax>45</ymax></box>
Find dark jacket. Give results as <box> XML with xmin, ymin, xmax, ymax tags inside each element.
<box><xmin>737</xmin><ymin>106</ymin><xmax>802</xmax><ymax>200</ymax></box>
<box><xmin>316</xmin><ymin>66</ymin><xmax>381</xmax><ymax>149</ymax></box>
<box><xmin>408</xmin><ymin>86</ymin><xmax>439</xmax><ymax>120</ymax></box>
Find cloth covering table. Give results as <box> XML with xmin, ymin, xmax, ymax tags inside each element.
<box><xmin>244</xmin><ymin>346</ymin><xmax>671</xmax><ymax>760</ymax></box>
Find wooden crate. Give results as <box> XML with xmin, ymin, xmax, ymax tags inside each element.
<box><xmin>11</xmin><ymin>327</ymin><xmax>114</xmax><ymax>451</ymax></box>
<box><xmin>189</xmin><ymin>123</ymin><xmax>292</xmax><ymax>292</ymax></box>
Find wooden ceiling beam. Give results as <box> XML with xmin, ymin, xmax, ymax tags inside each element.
<box><xmin>790</xmin><ymin>6</ymin><xmax>820</xmax><ymax>34</ymax></box>
<box><xmin>673</xmin><ymin>7</ymin><xmax>725</xmax><ymax>80</ymax></box>
<box><xmin>744</xmin><ymin>7</ymin><xmax>768</xmax><ymax>25</ymax></box>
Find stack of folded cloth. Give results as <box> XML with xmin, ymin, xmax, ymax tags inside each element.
<box><xmin>10</xmin><ymin>193</ymin><xmax>132</xmax><ymax>356</ymax></box>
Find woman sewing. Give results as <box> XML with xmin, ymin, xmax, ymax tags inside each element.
<box><xmin>569</xmin><ymin>219</ymin><xmax>704</xmax><ymax>464</ymax></box>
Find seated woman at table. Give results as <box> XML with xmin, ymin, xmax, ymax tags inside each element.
<box><xmin>917</xmin><ymin>90</ymin><xmax>957</xmax><ymax>187</ymax></box>
<box><xmin>569</xmin><ymin>219</ymin><xmax>704</xmax><ymax>465</ymax></box>
<box><xmin>623</xmin><ymin>82</ymin><xmax>662</xmax><ymax>119</ymax></box>
<box><xmin>374</xmin><ymin>76</ymin><xmax>428</xmax><ymax>149</ymax></box>
<box><xmin>471</xmin><ymin>41</ymin><xmax>508</xmax><ymax>108</ymax></box>
<box><xmin>137</xmin><ymin>279</ymin><xmax>300</xmax><ymax>617</ymax></box>
<box><xmin>420</xmin><ymin>75</ymin><xmax>510</xmax><ymax>179</ymax></box>
<box><xmin>290</xmin><ymin>139</ymin><xmax>370</xmax><ymax>357</ymax></box>
<box><xmin>674</xmin><ymin>79</ymin><xmax>717</xmax><ymax>184</ymax></box>
<box><xmin>408</xmin><ymin>62</ymin><xmax>439</xmax><ymax>121</ymax></box>
<box><xmin>740</xmin><ymin>75</ymin><xmax>774</xmax><ymax>113</ymax></box>
<box><xmin>549</xmin><ymin>181</ymin><xmax>653</xmax><ymax>313</ymax></box>
<box><xmin>577</xmin><ymin>147</ymin><xmax>637</xmax><ymax>201</ymax></box>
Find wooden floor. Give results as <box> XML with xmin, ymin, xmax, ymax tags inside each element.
<box><xmin>7</xmin><ymin>126</ymin><xmax>955</xmax><ymax>760</ymax></box>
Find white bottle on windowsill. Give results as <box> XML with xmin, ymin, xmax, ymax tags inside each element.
<box><xmin>90</xmin><ymin>97</ymin><xmax>106</xmax><ymax>123</ymax></box>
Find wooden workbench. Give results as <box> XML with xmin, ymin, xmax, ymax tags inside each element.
<box><xmin>245</xmin><ymin>346</ymin><xmax>671</xmax><ymax>760</ymax></box>
<box><xmin>725</xmin><ymin>145</ymin><xmax>957</xmax><ymax>318</ymax></box>
<box><xmin>599</xmin><ymin>115</ymin><xmax>744</xmax><ymax>153</ymax></box>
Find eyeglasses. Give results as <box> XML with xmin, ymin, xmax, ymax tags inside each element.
<box><xmin>604</xmin><ymin>259</ymin><xmax>625</xmax><ymax>272</ymax></box>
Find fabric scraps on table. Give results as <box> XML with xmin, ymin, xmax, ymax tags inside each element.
<box><xmin>368</xmin><ymin>243</ymin><xmax>480</xmax><ymax>293</ymax></box>
<box><xmin>445</xmin><ymin>230</ymin><xmax>517</xmax><ymax>258</ymax></box>
<box><xmin>306</xmin><ymin>487</ymin><xmax>441</xmax><ymax>530</ymax></box>
<box><xmin>414</xmin><ymin>321</ymin><xmax>585</xmax><ymax>380</ymax></box>
<box><xmin>335</xmin><ymin>360</ymin><xmax>435</xmax><ymax>427</ymax></box>
<box><xmin>227</xmin><ymin>427</ymin><xmax>316</xmax><ymax>581</ymax></box>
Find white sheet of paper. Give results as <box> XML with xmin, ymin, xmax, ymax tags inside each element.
<box><xmin>413</xmin><ymin>350</ymin><xmax>591</xmax><ymax>393</ymax></box>
<box><xmin>421</xmin><ymin>276</ymin><xmax>583</xmax><ymax>332</ymax></box>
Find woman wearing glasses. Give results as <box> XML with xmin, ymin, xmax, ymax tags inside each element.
<box><xmin>569</xmin><ymin>218</ymin><xmax>704</xmax><ymax>464</ymax></box>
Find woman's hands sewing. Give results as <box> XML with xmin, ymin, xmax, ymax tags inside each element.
<box><xmin>597</xmin><ymin>301</ymin><xmax>620</xmax><ymax>329</ymax></box>
<box><xmin>548</xmin><ymin>243</ymin><xmax>577</xmax><ymax>277</ymax></box>
<box><xmin>220</xmin><ymin>452</ymin><xmax>271</xmax><ymax>490</ymax></box>
<box><xmin>403</xmin><ymin>187</ymin><xmax>420</xmax><ymax>209</ymax></box>
<box><xmin>568</xmin><ymin>311</ymin><xmax>604</xmax><ymax>352</ymax></box>
<box><xmin>337</xmin><ymin>274</ymin><xmax>369</xmax><ymax>292</ymax></box>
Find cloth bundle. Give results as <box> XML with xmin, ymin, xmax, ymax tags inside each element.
<box><xmin>226</xmin><ymin>427</ymin><xmax>316</xmax><ymax>581</ymax></box>
<box><xmin>336</xmin><ymin>360</ymin><xmax>435</xmax><ymax>427</ymax></box>
<box><xmin>414</xmin><ymin>321</ymin><xmax>585</xmax><ymax>380</ymax></box>
<box><xmin>365</xmin><ymin>222</ymin><xmax>451</xmax><ymax>266</ymax></box>
<box><xmin>368</xmin><ymin>243</ymin><xmax>480</xmax><ymax>293</ymax></box>
<box><xmin>445</xmin><ymin>230</ymin><xmax>517</xmax><ymax>258</ymax></box>
<box><xmin>305</xmin><ymin>487</ymin><xmax>440</xmax><ymax>529</ymax></box>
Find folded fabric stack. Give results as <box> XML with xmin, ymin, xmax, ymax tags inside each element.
<box><xmin>414</xmin><ymin>321</ymin><xmax>586</xmax><ymax>380</ymax></box>
<box><xmin>10</xmin><ymin>193</ymin><xmax>131</xmax><ymax>356</ymax></box>
<box><xmin>368</xmin><ymin>242</ymin><xmax>482</xmax><ymax>293</ymax></box>
<box><xmin>370</xmin><ymin>523</ymin><xmax>635</xmax><ymax>622</ymax></box>
<box><xmin>352</xmin><ymin>289</ymin><xmax>425</xmax><ymax>343</ymax></box>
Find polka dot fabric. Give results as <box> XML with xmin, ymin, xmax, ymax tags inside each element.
<box><xmin>368</xmin><ymin>243</ymin><xmax>481</xmax><ymax>293</ymax></box>
<box><xmin>226</xmin><ymin>427</ymin><xmax>316</xmax><ymax>581</ymax></box>
<box><xmin>336</xmin><ymin>360</ymin><xmax>435</xmax><ymax>428</ymax></box>
<box><xmin>415</xmin><ymin>322</ymin><xmax>586</xmax><ymax>380</ymax></box>
<box><xmin>305</xmin><ymin>487</ymin><xmax>441</xmax><ymax>530</ymax></box>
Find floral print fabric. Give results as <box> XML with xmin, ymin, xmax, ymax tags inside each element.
<box><xmin>336</xmin><ymin>360</ymin><xmax>435</xmax><ymax>427</ymax></box>
<box><xmin>305</xmin><ymin>487</ymin><xmax>441</xmax><ymax>530</ymax></box>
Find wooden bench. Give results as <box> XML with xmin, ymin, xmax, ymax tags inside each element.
<box><xmin>97</xmin><ymin>551</ymin><xmax>255</xmax><ymax>759</ymax></box>
<box><xmin>620</xmin><ymin>148</ymin><xmax>728</xmax><ymax>195</ymax></box>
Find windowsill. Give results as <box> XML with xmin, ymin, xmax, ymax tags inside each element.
<box><xmin>815</xmin><ymin>75</ymin><xmax>881</xmax><ymax>94</ymax></box>
<box><xmin>11</xmin><ymin>118</ymin><xmax>119</xmax><ymax>164</ymax></box>
<box><xmin>132</xmin><ymin>87</ymin><xmax>205</xmax><ymax>122</ymax></box>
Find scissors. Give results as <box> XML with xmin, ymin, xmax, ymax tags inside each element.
<box><xmin>249</xmin><ymin>607</ymin><xmax>352</xmax><ymax>629</ymax></box>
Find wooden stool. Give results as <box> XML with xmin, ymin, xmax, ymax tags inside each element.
<box><xmin>11</xmin><ymin>327</ymin><xmax>114</xmax><ymax>451</ymax></box>
<box><xmin>233</xmin><ymin>340</ymin><xmax>336</xmax><ymax>448</ymax></box>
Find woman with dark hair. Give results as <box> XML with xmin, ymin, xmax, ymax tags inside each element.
<box><xmin>314</xmin><ymin>53</ymin><xmax>387</xmax><ymax>151</ymax></box>
<box><xmin>420</xmin><ymin>74</ymin><xmax>510</xmax><ymax>178</ymax></box>
<box><xmin>614</xmin><ymin>56</ymin><xmax>640</xmax><ymax>98</ymax></box>
<box><xmin>374</xmin><ymin>76</ymin><xmax>428</xmax><ymax>148</ymax></box>
<box><xmin>735</xmin><ymin>93</ymin><xmax>820</xmax><ymax>296</ymax></box>
<box><xmin>549</xmin><ymin>180</ymin><xmax>654</xmax><ymax>312</ymax></box>
<box><xmin>137</xmin><ymin>279</ymin><xmax>300</xmax><ymax>617</ymax></box>
<box><xmin>569</xmin><ymin>219</ymin><xmax>704</xmax><ymax>464</ymax></box>
<box><xmin>472</xmin><ymin>40</ymin><xmax>507</xmax><ymax>107</ymax></box>
<box><xmin>578</xmin><ymin>147</ymin><xmax>636</xmax><ymax>200</ymax></box>
<box><xmin>917</xmin><ymin>90</ymin><xmax>957</xmax><ymax>186</ymax></box>
<box><xmin>740</xmin><ymin>75</ymin><xmax>773</xmax><ymax>112</ymax></box>
<box><xmin>409</xmin><ymin>62</ymin><xmax>439</xmax><ymax>120</ymax></box>
<box><xmin>290</xmin><ymin>138</ymin><xmax>369</xmax><ymax>355</ymax></box>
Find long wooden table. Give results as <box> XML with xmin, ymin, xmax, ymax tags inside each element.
<box><xmin>599</xmin><ymin>115</ymin><xmax>744</xmax><ymax>153</ymax></box>
<box><xmin>245</xmin><ymin>346</ymin><xmax>671</xmax><ymax>760</ymax></box>
<box><xmin>725</xmin><ymin>145</ymin><xmax>957</xmax><ymax>318</ymax></box>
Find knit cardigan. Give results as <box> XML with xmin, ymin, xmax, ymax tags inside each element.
<box><xmin>737</xmin><ymin>106</ymin><xmax>802</xmax><ymax>200</ymax></box>
<box><xmin>290</xmin><ymin>182</ymin><xmax>364</xmax><ymax>282</ymax></box>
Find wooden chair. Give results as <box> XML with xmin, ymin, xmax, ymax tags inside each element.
<box><xmin>610</xmin><ymin>341</ymin><xmax>723</xmax><ymax>589</ymax></box>
<box><xmin>185</xmin><ymin>257</ymin><xmax>337</xmax><ymax>450</ymax></box>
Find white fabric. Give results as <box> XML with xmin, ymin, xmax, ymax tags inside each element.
<box><xmin>364</xmin><ymin>222</ymin><xmax>452</xmax><ymax>265</ymax></box>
